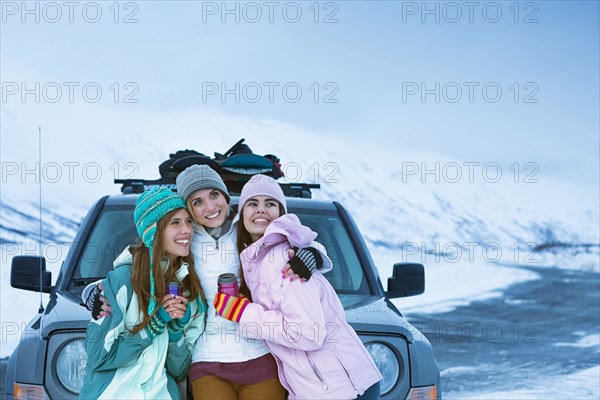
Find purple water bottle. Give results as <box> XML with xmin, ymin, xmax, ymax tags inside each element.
<box><xmin>167</xmin><ymin>282</ymin><xmax>181</xmax><ymax>297</ymax></box>
<box><xmin>217</xmin><ymin>273</ymin><xmax>239</xmax><ymax>297</ymax></box>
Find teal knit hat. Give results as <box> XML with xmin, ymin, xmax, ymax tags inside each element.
<box><xmin>134</xmin><ymin>187</ymin><xmax>186</xmax><ymax>315</ymax></box>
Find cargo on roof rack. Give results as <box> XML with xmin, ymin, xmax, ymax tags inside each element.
<box><xmin>115</xmin><ymin>139</ymin><xmax>320</xmax><ymax>198</ymax></box>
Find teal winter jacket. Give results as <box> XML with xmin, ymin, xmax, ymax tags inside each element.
<box><xmin>80</xmin><ymin>250</ymin><xmax>206</xmax><ymax>399</ymax></box>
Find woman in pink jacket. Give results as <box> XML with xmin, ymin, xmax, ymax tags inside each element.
<box><xmin>214</xmin><ymin>175</ymin><xmax>382</xmax><ymax>400</ymax></box>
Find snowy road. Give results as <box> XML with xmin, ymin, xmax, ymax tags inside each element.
<box><xmin>408</xmin><ymin>264</ymin><xmax>600</xmax><ymax>399</ymax></box>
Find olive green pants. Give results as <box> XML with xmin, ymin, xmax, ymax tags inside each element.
<box><xmin>191</xmin><ymin>376</ymin><xmax>287</xmax><ymax>400</ymax></box>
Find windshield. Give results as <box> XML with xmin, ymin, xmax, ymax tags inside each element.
<box><xmin>71</xmin><ymin>204</ymin><xmax>371</xmax><ymax>296</ymax></box>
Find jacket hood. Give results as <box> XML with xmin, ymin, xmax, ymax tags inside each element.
<box><xmin>265</xmin><ymin>214</ymin><xmax>317</xmax><ymax>245</ymax></box>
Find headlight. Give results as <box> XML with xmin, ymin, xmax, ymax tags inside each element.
<box><xmin>365</xmin><ymin>342</ymin><xmax>400</xmax><ymax>395</ymax></box>
<box><xmin>56</xmin><ymin>338</ymin><xmax>87</xmax><ymax>393</ymax></box>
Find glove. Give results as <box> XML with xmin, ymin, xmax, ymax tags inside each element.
<box><xmin>214</xmin><ymin>293</ymin><xmax>249</xmax><ymax>323</ymax></box>
<box><xmin>83</xmin><ymin>283</ymin><xmax>103</xmax><ymax>320</ymax></box>
<box><xmin>167</xmin><ymin>304</ymin><xmax>191</xmax><ymax>342</ymax></box>
<box><xmin>146</xmin><ymin>306</ymin><xmax>172</xmax><ymax>340</ymax></box>
<box><xmin>288</xmin><ymin>246</ymin><xmax>324</xmax><ymax>281</ymax></box>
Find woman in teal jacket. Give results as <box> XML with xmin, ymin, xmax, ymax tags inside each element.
<box><xmin>80</xmin><ymin>187</ymin><xmax>207</xmax><ymax>399</ymax></box>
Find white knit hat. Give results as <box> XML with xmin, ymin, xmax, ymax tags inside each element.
<box><xmin>239</xmin><ymin>174</ymin><xmax>287</xmax><ymax>212</ymax></box>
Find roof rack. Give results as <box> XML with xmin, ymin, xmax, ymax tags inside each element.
<box><xmin>115</xmin><ymin>178</ymin><xmax>320</xmax><ymax>199</ymax></box>
<box><xmin>114</xmin><ymin>139</ymin><xmax>320</xmax><ymax>198</ymax></box>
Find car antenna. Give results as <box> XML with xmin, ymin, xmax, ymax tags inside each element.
<box><xmin>38</xmin><ymin>127</ymin><xmax>44</xmax><ymax>313</ymax></box>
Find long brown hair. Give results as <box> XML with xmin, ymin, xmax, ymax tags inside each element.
<box><xmin>129</xmin><ymin>208</ymin><xmax>205</xmax><ymax>334</ymax></box>
<box><xmin>236</xmin><ymin>200</ymin><xmax>286</xmax><ymax>300</ymax></box>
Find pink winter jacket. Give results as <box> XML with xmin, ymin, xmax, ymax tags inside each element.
<box><xmin>239</xmin><ymin>214</ymin><xmax>382</xmax><ymax>400</ymax></box>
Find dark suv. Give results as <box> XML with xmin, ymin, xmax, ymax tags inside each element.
<box><xmin>7</xmin><ymin>182</ymin><xmax>441</xmax><ymax>399</ymax></box>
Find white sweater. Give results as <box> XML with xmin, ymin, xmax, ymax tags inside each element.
<box><xmin>191</xmin><ymin>216</ymin><xmax>271</xmax><ymax>363</ymax></box>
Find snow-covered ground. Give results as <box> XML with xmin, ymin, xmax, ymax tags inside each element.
<box><xmin>373</xmin><ymin>244</ymin><xmax>599</xmax><ymax>315</ymax></box>
<box><xmin>376</xmin><ymin>253</ymin><xmax>540</xmax><ymax>315</ymax></box>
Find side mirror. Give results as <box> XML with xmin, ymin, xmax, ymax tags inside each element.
<box><xmin>11</xmin><ymin>256</ymin><xmax>52</xmax><ymax>293</ymax></box>
<box><xmin>386</xmin><ymin>262</ymin><xmax>425</xmax><ymax>299</ymax></box>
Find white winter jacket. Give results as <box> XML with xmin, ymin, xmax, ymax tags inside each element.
<box><xmin>191</xmin><ymin>215</ymin><xmax>271</xmax><ymax>362</ymax></box>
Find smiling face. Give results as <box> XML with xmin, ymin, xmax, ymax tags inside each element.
<box><xmin>242</xmin><ymin>196</ymin><xmax>282</xmax><ymax>242</ymax></box>
<box><xmin>162</xmin><ymin>208</ymin><xmax>193</xmax><ymax>262</ymax></box>
<box><xmin>188</xmin><ymin>188</ymin><xmax>229</xmax><ymax>228</ymax></box>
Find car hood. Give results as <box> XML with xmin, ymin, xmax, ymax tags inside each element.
<box><xmin>340</xmin><ymin>294</ymin><xmax>417</xmax><ymax>342</ymax></box>
<box><xmin>41</xmin><ymin>293</ymin><xmax>92</xmax><ymax>337</ymax></box>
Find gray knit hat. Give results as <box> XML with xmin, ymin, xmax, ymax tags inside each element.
<box><xmin>176</xmin><ymin>164</ymin><xmax>230</xmax><ymax>203</ymax></box>
<box><xmin>239</xmin><ymin>174</ymin><xmax>287</xmax><ymax>213</ymax></box>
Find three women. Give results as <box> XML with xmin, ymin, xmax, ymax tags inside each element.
<box><xmin>82</xmin><ymin>167</ymin><xmax>381</xmax><ymax>399</ymax></box>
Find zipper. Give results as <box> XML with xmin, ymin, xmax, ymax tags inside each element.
<box><xmin>213</xmin><ymin>239</ymin><xmax>220</xmax><ymax>318</ymax></box>
<box><xmin>306</xmin><ymin>352</ymin><xmax>328</xmax><ymax>390</ymax></box>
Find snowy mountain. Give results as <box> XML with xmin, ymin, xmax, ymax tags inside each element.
<box><xmin>0</xmin><ymin>194</ymin><xmax>81</xmax><ymax>244</ymax></box>
<box><xmin>1</xmin><ymin>130</ymin><xmax>598</xmax><ymax>271</ymax></box>
<box><xmin>1</xmin><ymin>107</ymin><xmax>598</xmax><ymax>269</ymax></box>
